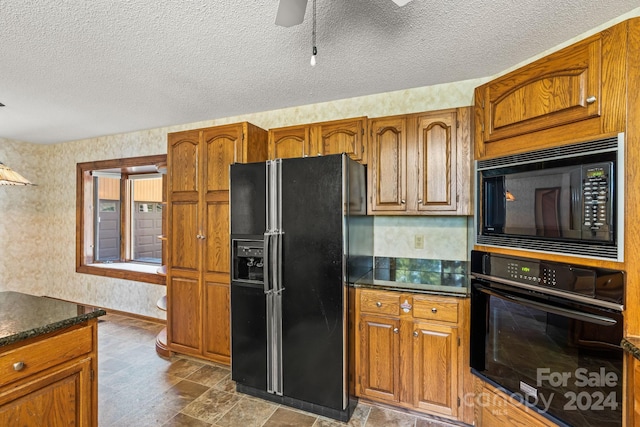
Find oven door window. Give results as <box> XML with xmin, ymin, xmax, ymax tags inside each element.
<box><xmin>471</xmin><ymin>283</ymin><xmax>622</xmax><ymax>427</ymax></box>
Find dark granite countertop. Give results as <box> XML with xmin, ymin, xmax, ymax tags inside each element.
<box><xmin>621</xmin><ymin>336</ymin><xmax>640</xmax><ymax>361</ymax></box>
<box><xmin>354</xmin><ymin>268</ymin><xmax>470</xmax><ymax>297</ymax></box>
<box><xmin>0</xmin><ymin>291</ymin><xmax>106</xmax><ymax>348</ymax></box>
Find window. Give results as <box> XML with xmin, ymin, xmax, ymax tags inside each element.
<box><xmin>76</xmin><ymin>155</ymin><xmax>167</xmax><ymax>285</ymax></box>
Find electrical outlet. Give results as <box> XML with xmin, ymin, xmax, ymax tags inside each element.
<box><xmin>414</xmin><ymin>235</ymin><xmax>424</xmax><ymax>249</ymax></box>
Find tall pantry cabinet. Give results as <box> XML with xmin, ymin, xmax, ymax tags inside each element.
<box><xmin>166</xmin><ymin>123</ymin><xmax>268</xmax><ymax>364</ymax></box>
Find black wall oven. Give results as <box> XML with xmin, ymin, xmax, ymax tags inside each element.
<box><xmin>476</xmin><ymin>134</ymin><xmax>624</xmax><ymax>261</ymax></box>
<box><xmin>470</xmin><ymin>250</ymin><xmax>624</xmax><ymax>427</ymax></box>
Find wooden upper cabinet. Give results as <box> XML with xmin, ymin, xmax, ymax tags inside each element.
<box><xmin>203</xmin><ymin>125</ymin><xmax>244</xmax><ymax>192</ymax></box>
<box><xmin>475</xmin><ymin>22</ymin><xmax>627</xmax><ymax>159</ymax></box>
<box><xmin>368</xmin><ymin>108</ymin><xmax>472</xmax><ymax>215</ymax></box>
<box><xmin>484</xmin><ymin>37</ymin><xmax>601</xmax><ymax>142</ymax></box>
<box><xmin>268</xmin><ymin>117</ymin><xmax>367</xmax><ymax>163</ymax></box>
<box><xmin>268</xmin><ymin>125</ymin><xmax>311</xmax><ymax>159</ymax></box>
<box><xmin>168</xmin><ymin>130</ymin><xmax>200</xmax><ymax>194</ymax></box>
<box><xmin>369</xmin><ymin>116</ymin><xmax>407</xmax><ymax>213</ymax></box>
<box><xmin>315</xmin><ymin>117</ymin><xmax>367</xmax><ymax>163</ymax></box>
<box><xmin>416</xmin><ymin>111</ymin><xmax>457</xmax><ymax>213</ymax></box>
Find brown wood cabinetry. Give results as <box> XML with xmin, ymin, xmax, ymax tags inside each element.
<box><xmin>368</xmin><ymin>107</ymin><xmax>472</xmax><ymax>215</ymax></box>
<box><xmin>472</xmin><ymin>18</ymin><xmax>640</xmax><ymax>427</ymax></box>
<box><xmin>268</xmin><ymin>117</ymin><xmax>367</xmax><ymax>163</ymax></box>
<box><xmin>0</xmin><ymin>321</ymin><xmax>98</xmax><ymax>426</ymax></box>
<box><xmin>355</xmin><ymin>288</ymin><xmax>471</xmax><ymax>423</ymax></box>
<box><xmin>166</xmin><ymin>122</ymin><xmax>267</xmax><ymax>364</ymax></box>
<box><xmin>474</xmin><ymin>23</ymin><xmax>627</xmax><ymax>160</ymax></box>
<box><xmin>474</xmin><ymin>380</ymin><xmax>556</xmax><ymax>427</ymax></box>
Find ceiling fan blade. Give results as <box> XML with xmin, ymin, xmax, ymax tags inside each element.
<box><xmin>391</xmin><ymin>0</ymin><xmax>413</xmax><ymax>6</ymax></box>
<box><xmin>275</xmin><ymin>0</ymin><xmax>309</xmax><ymax>27</ymax></box>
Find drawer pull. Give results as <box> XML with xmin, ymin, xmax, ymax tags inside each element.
<box><xmin>393</xmin><ymin>328</ymin><xmax>399</xmax><ymax>334</ymax></box>
<box><xmin>376</xmin><ymin>302</ymin><xmax>382</xmax><ymax>307</ymax></box>
<box><xmin>431</xmin><ymin>307</ymin><xmax>438</xmax><ymax>313</ymax></box>
<box><xmin>13</xmin><ymin>361</ymin><xmax>25</xmax><ymax>371</ymax></box>
<box><xmin>586</xmin><ymin>96</ymin><xmax>597</xmax><ymax>104</ymax></box>
<box><xmin>413</xmin><ymin>331</ymin><xmax>419</xmax><ymax>337</ymax></box>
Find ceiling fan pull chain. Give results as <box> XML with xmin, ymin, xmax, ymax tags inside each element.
<box><xmin>310</xmin><ymin>0</ymin><xmax>317</xmax><ymax>66</ymax></box>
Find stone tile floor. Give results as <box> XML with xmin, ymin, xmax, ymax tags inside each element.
<box><xmin>98</xmin><ymin>313</ymin><xmax>466</xmax><ymax>427</ymax></box>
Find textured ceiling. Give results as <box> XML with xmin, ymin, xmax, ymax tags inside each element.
<box><xmin>1</xmin><ymin>1</ymin><xmax>638</xmax><ymax>144</ymax></box>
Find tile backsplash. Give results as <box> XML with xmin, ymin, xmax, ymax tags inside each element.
<box><xmin>374</xmin><ymin>216</ymin><xmax>470</xmax><ymax>261</ymax></box>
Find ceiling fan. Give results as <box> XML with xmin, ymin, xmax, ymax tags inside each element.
<box><xmin>275</xmin><ymin>0</ymin><xmax>413</xmax><ymax>27</ymax></box>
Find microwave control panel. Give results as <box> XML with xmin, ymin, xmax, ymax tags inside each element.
<box><xmin>582</xmin><ymin>163</ymin><xmax>613</xmax><ymax>240</ymax></box>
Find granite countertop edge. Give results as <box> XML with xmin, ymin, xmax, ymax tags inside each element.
<box><xmin>352</xmin><ymin>272</ymin><xmax>470</xmax><ymax>297</ymax></box>
<box><xmin>352</xmin><ymin>281</ymin><xmax>469</xmax><ymax>298</ymax></box>
<box><xmin>0</xmin><ymin>309</ymin><xmax>106</xmax><ymax>348</ymax></box>
<box><xmin>621</xmin><ymin>337</ymin><xmax>640</xmax><ymax>361</ymax></box>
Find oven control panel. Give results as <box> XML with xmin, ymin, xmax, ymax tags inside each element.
<box><xmin>470</xmin><ymin>250</ymin><xmax>624</xmax><ymax>305</ymax></box>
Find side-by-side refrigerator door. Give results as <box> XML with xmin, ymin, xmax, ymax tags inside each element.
<box><xmin>230</xmin><ymin>162</ymin><xmax>267</xmax><ymax>390</ymax></box>
<box><xmin>279</xmin><ymin>155</ymin><xmax>348</xmax><ymax>411</ymax></box>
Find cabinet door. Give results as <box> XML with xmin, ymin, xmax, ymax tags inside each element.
<box><xmin>315</xmin><ymin>118</ymin><xmax>367</xmax><ymax>163</ymax></box>
<box><xmin>168</xmin><ymin>276</ymin><xmax>201</xmax><ymax>354</ymax></box>
<box><xmin>369</xmin><ymin>117</ymin><xmax>407</xmax><ymax>213</ymax></box>
<box><xmin>412</xmin><ymin>322</ymin><xmax>458</xmax><ymax>417</ymax></box>
<box><xmin>416</xmin><ymin>111</ymin><xmax>458</xmax><ymax>213</ymax></box>
<box><xmin>167</xmin><ymin>130</ymin><xmax>203</xmax><ymax>355</ymax></box>
<box><xmin>268</xmin><ymin>125</ymin><xmax>312</xmax><ymax>159</ymax></box>
<box><xmin>359</xmin><ymin>314</ymin><xmax>401</xmax><ymax>403</ymax></box>
<box><xmin>203</xmin><ymin>281</ymin><xmax>231</xmax><ymax>363</ymax></box>
<box><xmin>0</xmin><ymin>358</ymin><xmax>92</xmax><ymax>427</ymax></box>
<box><xmin>482</xmin><ymin>36</ymin><xmax>601</xmax><ymax>144</ymax></box>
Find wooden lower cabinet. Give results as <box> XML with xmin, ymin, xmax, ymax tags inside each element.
<box><xmin>0</xmin><ymin>321</ymin><xmax>98</xmax><ymax>426</ymax></box>
<box><xmin>355</xmin><ymin>288</ymin><xmax>471</xmax><ymax>424</ymax></box>
<box><xmin>412</xmin><ymin>321</ymin><xmax>458</xmax><ymax>416</ymax></box>
<box><xmin>474</xmin><ymin>380</ymin><xmax>556</xmax><ymax>427</ymax></box>
<box><xmin>359</xmin><ymin>314</ymin><xmax>401</xmax><ymax>403</ymax></box>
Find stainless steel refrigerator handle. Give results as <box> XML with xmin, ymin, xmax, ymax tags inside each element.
<box><xmin>263</xmin><ymin>233</ymin><xmax>271</xmax><ymax>294</ymax></box>
<box><xmin>266</xmin><ymin>292</ymin><xmax>274</xmax><ymax>394</ymax></box>
<box><xmin>273</xmin><ymin>291</ymin><xmax>283</xmax><ymax>396</ymax></box>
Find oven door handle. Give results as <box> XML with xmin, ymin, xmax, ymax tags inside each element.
<box><xmin>475</xmin><ymin>284</ymin><xmax>618</xmax><ymax>326</ymax></box>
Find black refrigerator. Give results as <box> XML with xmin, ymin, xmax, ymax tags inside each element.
<box><xmin>229</xmin><ymin>154</ymin><xmax>373</xmax><ymax>421</ymax></box>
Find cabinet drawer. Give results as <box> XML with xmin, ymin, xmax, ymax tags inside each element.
<box><xmin>413</xmin><ymin>298</ymin><xmax>458</xmax><ymax>324</ymax></box>
<box><xmin>0</xmin><ymin>325</ymin><xmax>93</xmax><ymax>387</ymax></box>
<box><xmin>360</xmin><ymin>289</ymin><xmax>400</xmax><ymax>316</ymax></box>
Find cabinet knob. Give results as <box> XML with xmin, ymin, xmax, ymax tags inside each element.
<box><xmin>431</xmin><ymin>307</ymin><xmax>438</xmax><ymax>313</ymax></box>
<box><xmin>417</xmin><ymin>199</ymin><xmax>423</xmax><ymax>204</ymax></box>
<box><xmin>13</xmin><ymin>361</ymin><xmax>24</xmax><ymax>371</ymax></box>
<box><xmin>376</xmin><ymin>302</ymin><xmax>382</xmax><ymax>307</ymax></box>
<box><xmin>586</xmin><ymin>96</ymin><xmax>597</xmax><ymax>104</ymax></box>
<box><xmin>413</xmin><ymin>331</ymin><xmax>419</xmax><ymax>338</ymax></box>
<box><xmin>401</xmin><ymin>199</ymin><xmax>406</xmax><ymax>204</ymax></box>
<box><xmin>393</xmin><ymin>328</ymin><xmax>399</xmax><ymax>334</ymax></box>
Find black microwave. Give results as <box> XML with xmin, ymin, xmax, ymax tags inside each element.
<box><xmin>476</xmin><ymin>135</ymin><xmax>623</xmax><ymax>261</ymax></box>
